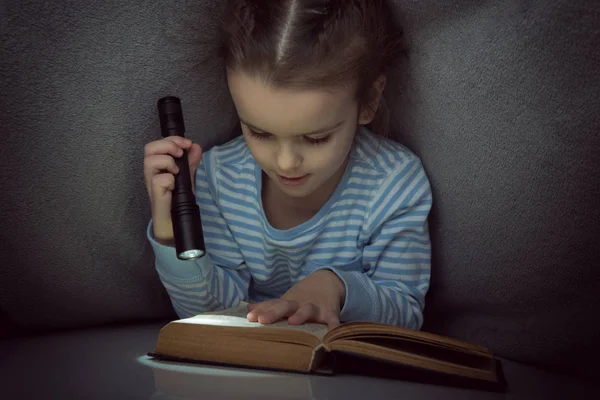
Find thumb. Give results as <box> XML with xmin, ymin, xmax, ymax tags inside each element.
<box><xmin>320</xmin><ymin>310</ymin><xmax>340</xmax><ymax>331</ymax></box>
<box><xmin>325</xmin><ymin>314</ymin><xmax>340</xmax><ymax>331</ymax></box>
<box><xmin>187</xmin><ymin>143</ymin><xmax>203</xmax><ymax>189</ymax></box>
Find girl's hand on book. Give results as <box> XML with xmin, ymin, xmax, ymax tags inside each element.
<box><xmin>246</xmin><ymin>270</ymin><xmax>346</xmax><ymax>330</ymax></box>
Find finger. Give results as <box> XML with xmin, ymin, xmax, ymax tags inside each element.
<box><xmin>247</xmin><ymin>299</ymin><xmax>288</xmax><ymax>322</ymax></box>
<box><xmin>246</xmin><ymin>307</ymin><xmax>268</xmax><ymax>324</ymax></box>
<box><xmin>164</xmin><ymin>136</ymin><xmax>192</xmax><ymax>148</ymax></box>
<box><xmin>188</xmin><ymin>143</ymin><xmax>203</xmax><ymax>170</ymax></box>
<box><xmin>261</xmin><ymin>300</ymin><xmax>300</xmax><ymax>324</ymax></box>
<box><xmin>144</xmin><ymin>155</ymin><xmax>179</xmax><ymax>186</ymax></box>
<box><xmin>287</xmin><ymin>303</ymin><xmax>319</xmax><ymax>326</ymax></box>
<box><xmin>246</xmin><ymin>310</ymin><xmax>260</xmax><ymax>323</ymax></box>
<box><xmin>246</xmin><ymin>299</ymin><xmax>278</xmax><ymax>322</ymax></box>
<box><xmin>150</xmin><ymin>173</ymin><xmax>176</xmax><ymax>239</ymax></box>
<box><xmin>187</xmin><ymin>143</ymin><xmax>203</xmax><ymax>189</ymax></box>
<box><xmin>246</xmin><ymin>303</ymin><xmax>262</xmax><ymax>321</ymax></box>
<box><xmin>324</xmin><ymin>314</ymin><xmax>341</xmax><ymax>330</ymax></box>
<box><xmin>150</xmin><ymin>173</ymin><xmax>175</xmax><ymax>206</ymax></box>
<box><xmin>144</xmin><ymin>137</ymin><xmax>189</xmax><ymax>158</ymax></box>
<box><xmin>313</xmin><ymin>305</ymin><xmax>341</xmax><ymax>330</ymax></box>
<box><xmin>258</xmin><ymin>300</ymin><xmax>300</xmax><ymax>324</ymax></box>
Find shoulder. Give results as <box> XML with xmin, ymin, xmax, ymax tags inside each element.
<box><xmin>203</xmin><ymin>135</ymin><xmax>252</xmax><ymax>169</ymax></box>
<box><xmin>352</xmin><ymin>126</ymin><xmax>424</xmax><ymax>175</ymax></box>
<box><xmin>199</xmin><ymin>135</ymin><xmax>253</xmax><ymax>181</ymax></box>
<box><xmin>350</xmin><ymin>127</ymin><xmax>432</xmax><ymax>220</ymax></box>
<box><xmin>196</xmin><ymin>135</ymin><xmax>256</xmax><ymax>198</ymax></box>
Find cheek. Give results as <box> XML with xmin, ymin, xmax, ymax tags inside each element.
<box><xmin>311</xmin><ymin>139</ymin><xmax>353</xmax><ymax>172</ymax></box>
<box><xmin>330</xmin><ymin>130</ymin><xmax>355</xmax><ymax>160</ymax></box>
<box><xmin>244</xmin><ymin>136</ymin><xmax>271</xmax><ymax>164</ymax></box>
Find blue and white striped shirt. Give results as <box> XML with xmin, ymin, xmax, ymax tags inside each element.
<box><xmin>147</xmin><ymin>127</ymin><xmax>432</xmax><ymax>329</ymax></box>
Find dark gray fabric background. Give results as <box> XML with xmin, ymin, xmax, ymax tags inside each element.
<box><xmin>1</xmin><ymin>0</ymin><xmax>598</xmax><ymax>378</ymax></box>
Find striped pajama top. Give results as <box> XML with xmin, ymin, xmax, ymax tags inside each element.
<box><xmin>147</xmin><ymin>126</ymin><xmax>432</xmax><ymax>329</ymax></box>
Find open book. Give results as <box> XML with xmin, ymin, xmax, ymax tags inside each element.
<box><xmin>149</xmin><ymin>302</ymin><xmax>503</xmax><ymax>389</ymax></box>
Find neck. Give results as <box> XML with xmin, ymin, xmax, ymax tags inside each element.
<box><xmin>265</xmin><ymin>158</ymin><xmax>349</xmax><ymax>214</ymax></box>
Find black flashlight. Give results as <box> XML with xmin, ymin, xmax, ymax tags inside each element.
<box><xmin>157</xmin><ymin>96</ymin><xmax>206</xmax><ymax>260</ymax></box>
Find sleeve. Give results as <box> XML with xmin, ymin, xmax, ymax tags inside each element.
<box><xmin>328</xmin><ymin>158</ymin><xmax>432</xmax><ymax>329</ymax></box>
<box><xmin>147</xmin><ymin>150</ymin><xmax>252</xmax><ymax>318</ymax></box>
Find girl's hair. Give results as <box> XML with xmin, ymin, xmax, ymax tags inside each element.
<box><xmin>218</xmin><ymin>0</ymin><xmax>404</xmax><ymax>136</ymax></box>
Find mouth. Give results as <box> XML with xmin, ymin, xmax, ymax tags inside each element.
<box><xmin>278</xmin><ymin>174</ymin><xmax>310</xmax><ymax>186</ymax></box>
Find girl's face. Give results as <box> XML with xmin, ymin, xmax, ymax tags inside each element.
<box><xmin>227</xmin><ymin>70</ymin><xmax>374</xmax><ymax>200</ymax></box>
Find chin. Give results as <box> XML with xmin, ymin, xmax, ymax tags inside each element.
<box><xmin>277</xmin><ymin>182</ymin><xmax>316</xmax><ymax>198</ymax></box>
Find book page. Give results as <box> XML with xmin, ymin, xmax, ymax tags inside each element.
<box><xmin>176</xmin><ymin>302</ymin><xmax>328</xmax><ymax>340</ymax></box>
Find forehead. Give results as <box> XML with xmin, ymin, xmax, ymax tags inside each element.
<box><xmin>226</xmin><ymin>69</ymin><xmax>356</xmax><ymax>135</ymax></box>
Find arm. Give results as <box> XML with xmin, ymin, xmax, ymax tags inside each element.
<box><xmin>330</xmin><ymin>158</ymin><xmax>432</xmax><ymax>329</ymax></box>
<box><xmin>147</xmin><ymin>151</ymin><xmax>251</xmax><ymax>318</ymax></box>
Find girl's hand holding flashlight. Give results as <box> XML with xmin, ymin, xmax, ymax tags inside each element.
<box><xmin>143</xmin><ymin>137</ymin><xmax>203</xmax><ymax>245</ymax></box>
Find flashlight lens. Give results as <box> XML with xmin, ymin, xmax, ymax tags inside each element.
<box><xmin>178</xmin><ymin>249</ymin><xmax>205</xmax><ymax>260</ymax></box>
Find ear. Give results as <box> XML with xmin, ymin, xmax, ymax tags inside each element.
<box><xmin>358</xmin><ymin>75</ymin><xmax>387</xmax><ymax>125</ymax></box>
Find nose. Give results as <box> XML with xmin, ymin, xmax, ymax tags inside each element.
<box><xmin>276</xmin><ymin>144</ymin><xmax>302</xmax><ymax>173</ymax></box>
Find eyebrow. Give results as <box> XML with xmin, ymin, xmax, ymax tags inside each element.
<box><xmin>239</xmin><ymin>119</ymin><xmax>345</xmax><ymax>136</ymax></box>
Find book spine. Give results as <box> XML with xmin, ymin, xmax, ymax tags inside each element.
<box><xmin>308</xmin><ymin>344</ymin><xmax>331</xmax><ymax>372</ymax></box>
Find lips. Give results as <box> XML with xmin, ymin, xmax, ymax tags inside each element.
<box><xmin>278</xmin><ymin>174</ymin><xmax>309</xmax><ymax>186</ymax></box>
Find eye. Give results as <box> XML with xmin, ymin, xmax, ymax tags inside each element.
<box><xmin>304</xmin><ymin>135</ymin><xmax>332</xmax><ymax>145</ymax></box>
<box><xmin>247</xmin><ymin>128</ymin><xmax>270</xmax><ymax>140</ymax></box>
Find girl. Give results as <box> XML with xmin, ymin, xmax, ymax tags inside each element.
<box><xmin>143</xmin><ymin>0</ymin><xmax>432</xmax><ymax>330</ymax></box>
